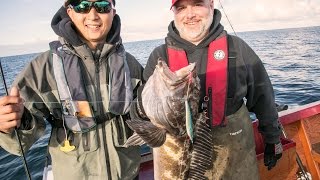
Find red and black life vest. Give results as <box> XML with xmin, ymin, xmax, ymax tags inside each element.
<box><xmin>167</xmin><ymin>35</ymin><xmax>228</xmax><ymax>127</ymax></box>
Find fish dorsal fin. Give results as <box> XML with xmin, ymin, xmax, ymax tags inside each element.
<box><xmin>126</xmin><ymin>119</ymin><xmax>167</xmax><ymax>148</ymax></box>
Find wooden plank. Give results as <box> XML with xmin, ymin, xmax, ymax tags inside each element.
<box><xmin>312</xmin><ymin>150</ymin><xmax>320</xmax><ymax>164</ymax></box>
<box><xmin>303</xmin><ymin>115</ymin><xmax>320</xmax><ymax>145</ymax></box>
<box><xmin>281</xmin><ymin>122</ymin><xmax>310</xmax><ymax>179</ymax></box>
<box><xmin>300</xmin><ymin>120</ymin><xmax>320</xmax><ymax>179</ymax></box>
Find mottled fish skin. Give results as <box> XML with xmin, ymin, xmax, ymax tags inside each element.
<box><xmin>126</xmin><ymin>59</ymin><xmax>212</xmax><ymax>180</ymax></box>
<box><xmin>152</xmin><ymin>113</ymin><xmax>213</xmax><ymax>180</ymax></box>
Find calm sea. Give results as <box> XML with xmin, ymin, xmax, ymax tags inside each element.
<box><xmin>0</xmin><ymin>26</ymin><xmax>319</xmax><ymax>180</ymax></box>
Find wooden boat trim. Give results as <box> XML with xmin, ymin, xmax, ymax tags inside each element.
<box><xmin>312</xmin><ymin>149</ymin><xmax>320</xmax><ymax>164</ymax></box>
<box><xmin>300</xmin><ymin>119</ymin><xmax>320</xmax><ymax>178</ymax></box>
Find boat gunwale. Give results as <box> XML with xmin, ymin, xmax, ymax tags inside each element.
<box><xmin>279</xmin><ymin>100</ymin><xmax>320</xmax><ymax>125</ymax></box>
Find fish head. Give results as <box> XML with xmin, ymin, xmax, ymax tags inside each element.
<box><xmin>142</xmin><ymin>59</ymin><xmax>201</xmax><ymax>136</ymax></box>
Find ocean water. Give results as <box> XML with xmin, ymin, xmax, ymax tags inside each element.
<box><xmin>0</xmin><ymin>26</ymin><xmax>319</xmax><ymax>180</ymax></box>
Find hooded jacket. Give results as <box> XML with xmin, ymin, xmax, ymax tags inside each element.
<box><xmin>0</xmin><ymin>6</ymin><xmax>143</xmax><ymax>180</ymax></box>
<box><xmin>141</xmin><ymin>9</ymin><xmax>281</xmax><ymax>144</ymax></box>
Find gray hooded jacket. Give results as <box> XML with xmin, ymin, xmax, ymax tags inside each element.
<box><xmin>0</xmin><ymin>6</ymin><xmax>143</xmax><ymax>180</ymax></box>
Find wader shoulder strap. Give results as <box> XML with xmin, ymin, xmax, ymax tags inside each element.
<box><xmin>167</xmin><ymin>35</ymin><xmax>228</xmax><ymax>127</ymax></box>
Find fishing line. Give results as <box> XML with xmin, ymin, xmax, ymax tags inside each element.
<box><xmin>20</xmin><ymin>98</ymin><xmax>193</xmax><ymax>104</ymax></box>
<box><xmin>0</xmin><ymin>60</ymin><xmax>32</xmax><ymax>180</ymax></box>
<box><xmin>218</xmin><ymin>0</ymin><xmax>238</xmax><ymax>36</ymax></box>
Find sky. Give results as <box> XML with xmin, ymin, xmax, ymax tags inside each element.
<box><xmin>0</xmin><ymin>0</ymin><xmax>319</xmax><ymax>57</ymax></box>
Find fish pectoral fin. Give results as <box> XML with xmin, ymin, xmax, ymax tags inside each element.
<box><xmin>126</xmin><ymin>119</ymin><xmax>167</xmax><ymax>148</ymax></box>
<box><xmin>124</xmin><ymin>132</ymin><xmax>146</xmax><ymax>147</ymax></box>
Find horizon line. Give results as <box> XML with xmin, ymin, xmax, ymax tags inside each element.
<box><xmin>1</xmin><ymin>25</ymin><xmax>319</xmax><ymax>58</ymax></box>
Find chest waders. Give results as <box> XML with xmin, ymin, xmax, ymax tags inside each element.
<box><xmin>167</xmin><ymin>35</ymin><xmax>259</xmax><ymax>179</ymax></box>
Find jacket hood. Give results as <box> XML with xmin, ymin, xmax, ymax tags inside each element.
<box><xmin>166</xmin><ymin>9</ymin><xmax>224</xmax><ymax>50</ymax></box>
<box><xmin>51</xmin><ymin>6</ymin><xmax>121</xmax><ymax>47</ymax></box>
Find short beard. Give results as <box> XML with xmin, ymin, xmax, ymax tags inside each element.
<box><xmin>175</xmin><ymin>10</ymin><xmax>214</xmax><ymax>43</ymax></box>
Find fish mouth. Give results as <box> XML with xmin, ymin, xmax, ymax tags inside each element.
<box><xmin>157</xmin><ymin>58</ymin><xmax>197</xmax><ymax>86</ymax></box>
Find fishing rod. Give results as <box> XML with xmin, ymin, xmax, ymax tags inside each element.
<box><xmin>217</xmin><ymin>0</ymin><xmax>311</xmax><ymax>178</ymax></box>
<box><xmin>0</xmin><ymin>60</ymin><xmax>32</xmax><ymax>180</ymax></box>
<box><xmin>218</xmin><ymin>0</ymin><xmax>237</xmax><ymax>36</ymax></box>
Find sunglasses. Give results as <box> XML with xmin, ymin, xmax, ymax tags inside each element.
<box><xmin>69</xmin><ymin>1</ymin><xmax>113</xmax><ymax>14</ymax></box>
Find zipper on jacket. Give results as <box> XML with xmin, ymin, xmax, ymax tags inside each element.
<box><xmin>208</xmin><ymin>87</ymin><xmax>213</xmax><ymax>128</ymax></box>
<box><xmin>94</xmin><ymin>60</ymin><xmax>103</xmax><ymax>115</ymax></box>
<box><xmin>94</xmin><ymin>59</ymin><xmax>112</xmax><ymax>178</ymax></box>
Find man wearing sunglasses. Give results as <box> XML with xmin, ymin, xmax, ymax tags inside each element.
<box><xmin>0</xmin><ymin>0</ymin><xmax>143</xmax><ymax>179</ymax></box>
<box><xmin>130</xmin><ymin>0</ymin><xmax>283</xmax><ymax>179</ymax></box>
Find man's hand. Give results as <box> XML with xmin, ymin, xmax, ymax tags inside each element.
<box><xmin>0</xmin><ymin>87</ymin><xmax>24</xmax><ymax>133</ymax></box>
<box><xmin>264</xmin><ymin>142</ymin><xmax>283</xmax><ymax>170</ymax></box>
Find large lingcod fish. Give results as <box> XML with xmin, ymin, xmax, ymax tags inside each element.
<box><xmin>125</xmin><ymin>60</ymin><xmax>213</xmax><ymax>180</ymax></box>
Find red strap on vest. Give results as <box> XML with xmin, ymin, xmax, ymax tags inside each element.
<box><xmin>167</xmin><ymin>35</ymin><xmax>228</xmax><ymax>127</ymax></box>
<box><xmin>206</xmin><ymin>36</ymin><xmax>228</xmax><ymax>126</ymax></box>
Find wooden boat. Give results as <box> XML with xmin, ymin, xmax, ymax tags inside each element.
<box><xmin>139</xmin><ymin>100</ymin><xmax>320</xmax><ymax>180</ymax></box>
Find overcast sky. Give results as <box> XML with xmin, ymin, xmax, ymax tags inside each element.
<box><xmin>0</xmin><ymin>0</ymin><xmax>319</xmax><ymax>57</ymax></box>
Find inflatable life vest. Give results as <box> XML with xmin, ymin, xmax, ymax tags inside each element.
<box><xmin>49</xmin><ymin>41</ymin><xmax>133</xmax><ymax>133</ymax></box>
<box><xmin>167</xmin><ymin>35</ymin><xmax>228</xmax><ymax>127</ymax></box>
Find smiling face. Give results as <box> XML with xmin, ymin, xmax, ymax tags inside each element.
<box><xmin>67</xmin><ymin>0</ymin><xmax>116</xmax><ymax>49</ymax></box>
<box><xmin>172</xmin><ymin>0</ymin><xmax>214</xmax><ymax>45</ymax></box>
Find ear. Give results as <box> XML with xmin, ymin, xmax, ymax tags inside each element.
<box><xmin>210</xmin><ymin>0</ymin><xmax>214</xmax><ymax>9</ymax></box>
<box><xmin>112</xmin><ymin>9</ymin><xmax>116</xmax><ymax>17</ymax></box>
<box><xmin>66</xmin><ymin>8</ymin><xmax>73</xmax><ymax>18</ymax></box>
